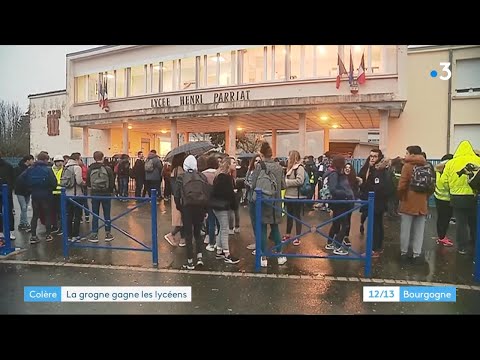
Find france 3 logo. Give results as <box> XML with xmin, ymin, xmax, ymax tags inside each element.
<box><xmin>430</xmin><ymin>62</ymin><xmax>452</xmax><ymax>80</ymax></box>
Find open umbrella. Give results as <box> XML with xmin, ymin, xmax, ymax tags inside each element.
<box><xmin>164</xmin><ymin>141</ymin><xmax>215</xmax><ymax>163</ymax></box>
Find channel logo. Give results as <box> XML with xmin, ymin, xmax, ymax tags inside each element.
<box><xmin>430</xmin><ymin>62</ymin><xmax>451</xmax><ymax>80</ymax></box>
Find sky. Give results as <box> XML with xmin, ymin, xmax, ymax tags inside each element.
<box><xmin>0</xmin><ymin>45</ymin><xmax>100</xmax><ymax>112</ymax></box>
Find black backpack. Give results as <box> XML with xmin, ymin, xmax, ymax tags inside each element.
<box><xmin>181</xmin><ymin>171</ymin><xmax>212</xmax><ymax>207</ymax></box>
<box><xmin>409</xmin><ymin>164</ymin><xmax>434</xmax><ymax>193</ymax></box>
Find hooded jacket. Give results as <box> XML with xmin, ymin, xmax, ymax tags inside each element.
<box><xmin>0</xmin><ymin>158</ymin><xmax>15</xmax><ymax>189</ymax></box>
<box><xmin>285</xmin><ymin>163</ymin><xmax>307</xmax><ymax>199</ymax></box>
<box><xmin>397</xmin><ymin>154</ymin><xmax>429</xmax><ymax>216</ymax></box>
<box><xmin>64</xmin><ymin>159</ymin><xmax>84</xmax><ymax>196</ymax></box>
<box><xmin>19</xmin><ymin>161</ymin><xmax>57</xmax><ymax>200</ymax></box>
<box><xmin>87</xmin><ymin>161</ymin><xmax>115</xmax><ymax>195</ymax></box>
<box><xmin>14</xmin><ymin>161</ymin><xmax>30</xmax><ymax>196</ymax></box>
<box><xmin>440</xmin><ymin>140</ymin><xmax>480</xmax><ymax>208</ymax></box>
<box><xmin>434</xmin><ymin>161</ymin><xmax>450</xmax><ymax>201</ymax></box>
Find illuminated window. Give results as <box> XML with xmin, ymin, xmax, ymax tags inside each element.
<box><xmin>219</xmin><ymin>51</ymin><xmax>236</xmax><ymax>86</ymax></box>
<box><xmin>130</xmin><ymin>65</ymin><xmax>146</xmax><ymax>96</ymax></box>
<box><xmin>315</xmin><ymin>45</ymin><xmax>338</xmax><ymax>77</ymax></box>
<box><xmin>290</xmin><ymin>45</ymin><xmax>302</xmax><ymax>79</ymax></box>
<box><xmin>303</xmin><ymin>46</ymin><xmax>315</xmax><ymax>78</ymax></box>
<box><xmin>87</xmin><ymin>73</ymin><xmax>99</xmax><ymax>101</ymax></box>
<box><xmin>71</xmin><ymin>127</ymin><xmax>82</xmax><ymax>140</ymax></box>
<box><xmin>152</xmin><ymin>63</ymin><xmax>160</xmax><ymax>93</ymax></box>
<box><xmin>243</xmin><ymin>47</ymin><xmax>264</xmax><ymax>84</ymax></box>
<box><xmin>180</xmin><ymin>57</ymin><xmax>196</xmax><ymax>90</ymax></box>
<box><xmin>116</xmin><ymin>69</ymin><xmax>126</xmax><ymax>98</ymax></box>
<box><xmin>104</xmin><ymin>72</ymin><xmax>115</xmax><ymax>98</ymax></box>
<box><xmin>207</xmin><ymin>54</ymin><xmax>218</xmax><ymax>87</ymax></box>
<box><xmin>74</xmin><ymin>76</ymin><xmax>87</xmax><ymax>103</ymax></box>
<box><xmin>274</xmin><ymin>45</ymin><xmax>286</xmax><ymax>81</ymax></box>
<box><xmin>163</xmin><ymin>61</ymin><xmax>173</xmax><ymax>92</ymax></box>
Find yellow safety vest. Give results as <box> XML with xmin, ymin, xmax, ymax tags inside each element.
<box><xmin>434</xmin><ymin>171</ymin><xmax>450</xmax><ymax>201</ymax></box>
<box><xmin>52</xmin><ymin>167</ymin><xmax>63</xmax><ymax>195</ymax></box>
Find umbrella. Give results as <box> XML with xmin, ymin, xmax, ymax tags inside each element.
<box><xmin>237</xmin><ymin>153</ymin><xmax>256</xmax><ymax>159</ymax></box>
<box><xmin>164</xmin><ymin>141</ymin><xmax>215</xmax><ymax>163</ymax></box>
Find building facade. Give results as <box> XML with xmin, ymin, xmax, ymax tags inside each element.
<box><xmin>29</xmin><ymin>44</ymin><xmax>433</xmax><ymax>158</ymax></box>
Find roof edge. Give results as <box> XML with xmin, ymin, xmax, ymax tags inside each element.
<box><xmin>28</xmin><ymin>89</ymin><xmax>67</xmax><ymax>99</ymax></box>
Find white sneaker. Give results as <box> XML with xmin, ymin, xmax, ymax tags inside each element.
<box><xmin>203</xmin><ymin>235</ymin><xmax>209</xmax><ymax>244</ymax></box>
<box><xmin>246</xmin><ymin>243</ymin><xmax>256</xmax><ymax>250</ymax></box>
<box><xmin>261</xmin><ymin>257</ymin><xmax>268</xmax><ymax>267</ymax></box>
<box><xmin>10</xmin><ymin>232</ymin><xmax>16</xmax><ymax>240</ymax></box>
<box><xmin>228</xmin><ymin>229</ymin><xmax>235</xmax><ymax>235</ymax></box>
<box><xmin>0</xmin><ymin>233</ymin><xmax>4</xmax><ymax>239</ymax></box>
<box><xmin>234</xmin><ymin>227</ymin><xmax>240</xmax><ymax>233</ymax></box>
<box><xmin>277</xmin><ymin>256</ymin><xmax>287</xmax><ymax>265</ymax></box>
<box><xmin>206</xmin><ymin>244</ymin><xmax>216</xmax><ymax>252</ymax></box>
<box><xmin>178</xmin><ymin>238</ymin><xmax>186</xmax><ymax>247</ymax></box>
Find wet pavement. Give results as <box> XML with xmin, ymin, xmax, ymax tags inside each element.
<box><xmin>2</xmin><ymin>198</ymin><xmax>478</xmax><ymax>285</ymax></box>
<box><xmin>1</xmin><ymin>263</ymin><xmax>479</xmax><ymax>314</ymax></box>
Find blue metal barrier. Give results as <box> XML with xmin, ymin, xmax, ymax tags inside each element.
<box><xmin>0</xmin><ymin>184</ymin><xmax>15</xmax><ymax>255</ymax></box>
<box><xmin>475</xmin><ymin>195</ymin><xmax>480</xmax><ymax>282</ymax></box>
<box><xmin>254</xmin><ymin>189</ymin><xmax>375</xmax><ymax>278</ymax></box>
<box><xmin>61</xmin><ymin>188</ymin><xmax>159</xmax><ymax>266</ymax></box>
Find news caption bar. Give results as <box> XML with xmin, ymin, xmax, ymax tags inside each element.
<box><xmin>363</xmin><ymin>286</ymin><xmax>456</xmax><ymax>302</ymax></box>
<box><xmin>24</xmin><ymin>286</ymin><xmax>192</xmax><ymax>302</ymax></box>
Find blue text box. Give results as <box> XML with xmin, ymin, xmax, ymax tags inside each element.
<box><xmin>400</xmin><ymin>286</ymin><xmax>456</xmax><ymax>302</ymax></box>
<box><xmin>24</xmin><ymin>286</ymin><xmax>62</xmax><ymax>302</ymax></box>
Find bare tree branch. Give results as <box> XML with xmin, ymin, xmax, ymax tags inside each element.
<box><xmin>0</xmin><ymin>100</ymin><xmax>29</xmax><ymax>156</ymax></box>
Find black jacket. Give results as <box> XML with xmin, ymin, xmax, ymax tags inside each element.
<box><xmin>87</xmin><ymin>162</ymin><xmax>115</xmax><ymax>195</ymax></box>
<box><xmin>14</xmin><ymin>162</ymin><xmax>30</xmax><ymax>196</ymax></box>
<box><xmin>132</xmin><ymin>159</ymin><xmax>145</xmax><ymax>180</ymax></box>
<box><xmin>211</xmin><ymin>173</ymin><xmax>236</xmax><ymax>210</ymax></box>
<box><xmin>0</xmin><ymin>158</ymin><xmax>15</xmax><ymax>191</ymax></box>
<box><xmin>358</xmin><ymin>163</ymin><xmax>392</xmax><ymax>213</ymax></box>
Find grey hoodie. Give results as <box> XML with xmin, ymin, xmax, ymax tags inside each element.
<box><xmin>145</xmin><ymin>153</ymin><xmax>163</xmax><ymax>181</ymax></box>
<box><xmin>64</xmin><ymin>159</ymin><xmax>84</xmax><ymax>196</ymax></box>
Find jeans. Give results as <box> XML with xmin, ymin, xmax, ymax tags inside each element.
<box><xmin>248</xmin><ymin>202</ymin><xmax>256</xmax><ymax>237</ymax></box>
<box><xmin>135</xmin><ymin>178</ymin><xmax>146</xmax><ymax>197</ymax></box>
<box><xmin>91</xmin><ymin>197</ymin><xmax>112</xmax><ymax>233</ymax></box>
<box><xmin>453</xmin><ymin>206</ymin><xmax>477</xmax><ymax>250</ymax></box>
<box><xmin>118</xmin><ymin>176</ymin><xmax>129</xmax><ymax>197</ymax></box>
<box><xmin>400</xmin><ymin>214</ymin><xmax>426</xmax><ymax>256</ymax></box>
<box><xmin>261</xmin><ymin>223</ymin><xmax>282</xmax><ymax>254</ymax></box>
<box><xmin>213</xmin><ymin>209</ymin><xmax>230</xmax><ymax>253</ymax></box>
<box><xmin>328</xmin><ymin>205</ymin><xmax>351</xmax><ymax>249</ymax></box>
<box><xmin>285</xmin><ymin>201</ymin><xmax>302</xmax><ymax>235</ymax></box>
<box><xmin>146</xmin><ymin>180</ymin><xmax>161</xmax><ymax>198</ymax></box>
<box><xmin>229</xmin><ymin>208</ymin><xmax>240</xmax><ymax>229</ymax></box>
<box><xmin>16</xmin><ymin>194</ymin><xmax>30</xmax><ymax>226</ymax></box>
<box><xmin>31</xmin><ymin>198</ymin><xmax>51</xmax><ymax>237</ymax></box>
<box><xmin>67</xmin><ymin>201</ymin><xmax>82</xmax><ymax>238</ymax></box>
<box><xmin>182</xmin><ymin>206</ymin><xmax>204</xmax><ymax>260</ymax></box>
<box><xmin>435</xmin><ymin>198</ymin><xmax>453</xmax><ymax>240</ymax></box>
<box><xmin>0</xmin><ymin>191</ymin><xmax>15</xmax><ymax>232</ymax></box>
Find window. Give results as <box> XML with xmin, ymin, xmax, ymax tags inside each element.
<box><xmin>74</xmin><ymin>76</ymin><xmax>87</xmax><ymax>103</ymax></box>
<box><xmin>455</xmin><ymin>58</ymin><xmax>480</xmax><ymax>93</ymax></box>
<box><xmin>180</xmin><ymin>57</ymin><xmax>196</xmax><ymax>90</ymax></box>
<box><xmin>152</xmin><ymin>63</ymin><xmax>160</xmax><ymax>93</ymax></box>
<box><xmin>163</xmin><ymin>61</ymin><xmax>174</xmax><ymax>92</ymax></box>
<box><xmin>116</xmin><ymin>68</ymin><xmax>126</xmax><ymax>98</ymax></box>
<box><xmin>198</xmin><ymin>56</ymin><xmax>205</xmax><ymax>88</ymax></box>
<box><xmin>104</xmin><ymin>72</ymin><xmax>115</xmax><ymax>98</ymax></box>
<box><xmin>315</xmin><ymin>45</ymin><xmax>338</xmax><ymax>77</ymax></box>
<box><xmin>274</xmin><ymin>45</ymin><xmax>286</xmax><ymax>81</ymax></box>
<box><xmin>87</xmin><ymin>73</ymin><xmax>99</xmax><ymax>101</ymax></box>
<box><xmin>290</xmin><ymin>45</ymin><xmax>302</xmax><ymax>80</ymax></box>
<box><xmin>207</xmin><ymin>54</ymin><xmax>218</xmax><ymax>87</ymax></box>
<box><xmin>303</xmin><ymin>46</ymin><xmax>315</xmax><ymax>78</ymax></box>
<box><xmin>130</xmin><ymin>65</ymin><xmax>146</xmax><ymax>96</ymax></box>
<box><xmin>219</xmin><ymin>51</ymin><xmax>236</xmax><ymax>86</ymax></box>
<box><xmin>243</xmin><ymin>47</ymin><xmax>265</xmax><ymax>84</ymax></box>
<box><xmin>71</xmin><ymin>127</ymin><xmax>82</xmax><ymax>140</ymax></box>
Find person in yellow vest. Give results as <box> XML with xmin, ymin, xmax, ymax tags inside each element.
<box><xmin>434</xmin><ymin>154</ymin><xmax>454</xmax><ymax>247</ymax></box>
<box><xmin>51</xmin><ymin>155</ymin><xmax>64</xmax><ymax>235</ymax></box>
<box><xmin>441</xmin><ymin>140</ymin><xmax>480</xmax><ymax>255</ymax></box>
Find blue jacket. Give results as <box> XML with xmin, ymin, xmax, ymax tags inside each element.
<box><xmin>19</xmin><ymin>161</ymin><xmax>57</xmax><ymax>200</ymax></box>
<box><xmin>327</xmin><ymin>170</ymin><xmax>355</xmax><ymax>201</ymax></box>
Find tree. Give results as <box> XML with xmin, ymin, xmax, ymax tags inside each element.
<box><xmin>236</xmin><ymin>132</ymin><xmax>264</xmax><ymax>153</ymax></box>
<box><xmin>0</xmin><ymin>100</ymin><xmax>29</xmax><ymax>157</ymax></box>
<box><xmin>207</xmin><ymin>132</ymin><xmax>225</xmax><ymax>152</ymax></box>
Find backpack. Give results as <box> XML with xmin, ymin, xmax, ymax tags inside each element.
<box><xmin>60</xmin><ymin>165</ymin><xmax>76</xmax><ymax>189</ymax></box>
<box><xmin>409</xmin><ymin>164</ymin><xmax>434</xmax><ymax>193</ymax></box>
<box><xmin>181</xmin><ymin>170</ymin><xmax>211</xmax><ymax>207</ymax></box>
<box><xmin>144</xmin><ymin>158</ymin><xmax>155</xmax><ymax>173</ymax></box>
<box><xmin>319</xmin><ymin>173</ymin><xmax>332</xmax><ymax>200</ymax></box>
<box><xmin>90</xmin><ymin>165</ymin><xmax>110</xmax><ymax>192</ymax></box>
<box><xmin>294</xmin><ymin>165</ymin><xmax>313</xmax><ymax>198</ymax></box>
<box><xmin>25</xmin><ymin>166</ymin><xmax>48</xmax><ymax>188</ymax></box>
<box><xmin>252</xmin><ymin>161</ymin><xmax>278</xmax><ymax>201</ymax></box>
<box><xmin>118</xmin><ymin>161</ymin><xmax>129</xmax><ymax>176</ymax></box>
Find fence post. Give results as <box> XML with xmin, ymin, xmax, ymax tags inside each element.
<box><xmin>475</xmin><ymin>195</ymin><xmax>480</xmax><ymax>282</ymax></box>
<box><xmin>364</xmin><ymin>191</ymin><xmax>375</xmax><ymax>278</ymax></box>
<box><xmin>1</xmin><ymin>184</ymin><xmax>14</xmax><ymax>255</ymax></box>
<box><xmin>61</xmin><ymin>187</ymin><xmax>69</xmax><ymax>258</ymax></box>
<box><xmin>151</xmin><ymin>189</ymin><xmax>158</xmax><ymax>266</ymax></box>
<box><xmin>254</xmin><ymin>189</ymin><xmax>263</xmax><ymax>272</ymax></box>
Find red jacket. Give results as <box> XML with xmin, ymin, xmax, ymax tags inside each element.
<box><xmin>80</xmin><ymin>164</ymin><xmax>88</xmax><ymax>182</ymax></box>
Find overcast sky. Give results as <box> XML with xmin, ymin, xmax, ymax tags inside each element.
<box><xmin>0</xmin><ymin>45</ymin><xmax>100</xmax><ymax>112</ymax></box>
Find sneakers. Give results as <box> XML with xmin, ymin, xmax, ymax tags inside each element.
<box><xmin>228</xmin><ymin>229</ymin><xmax>235</xmax><ymax>235</ymax></box>
<box><xmin>292</xmin><ymin>239</ymin><xmax>301</xmax><ymax>246</ymax></box>
<box><xmin>246</xmin><ymin>243</ymin><xmax>256</xmax><ymax>250</ymax></box>
<box><xmin>282</xmin><ymin>235</ymin><xmax>291</xmax><ymax>242</ymax></box>
<box><xmin>88</xmin><ymin>233</ymin><xmax>99</xmax><ymax>243</ymax></box>
<box><xmin>206</xmin><ymin>244</ymin><xmax>216</xmax><ymax>252</ymax></box>
<box><xmin>51</xmin><ymin>227</ymin><xmax>59</xmax><ymax>234</ymax></box>
<box><xmin>325</xmin><ymin>241</ymin><xmax>335</xmax><ymax>250</ymax></box>
<box><xmin>56</xmin><ymin>230</ymin><xmax>63</xmax><ymax>236</ymax></box>
<box><xmin>400</xmin><ymin>253</ymin><xmax>409</xmax><ymax>265</ymax></box>
<box><xmin>234</xmin><ymin>227</ymin><xmax>240</xmax><ymax>234</ymax></box>
<box><xmin>10</xmin><ymin>232</ymin><xmax>16</xmax><ymax>240</ymax></box>
<box><xmin>182</xmin><ymin>260</ymin><xmax>195</xmax><ymax>270</ymax></box>
<box><xmin>203</xmin><ymin>235</ymin><xmax>210</xmax><ymax>244</ymax></box>
<box><xmin>196</xmin><ymin>255</ymin><xmax>204</xmax><ymax>267</ymax></box>
<box><xmin>45</xmin><ymin>234</ymin><xmax>54</xmax><ymax>242</ymax></box>
<box><xmin>30</xmin><ymin>236</ymin><xmax>40</xmax><ymax>244</ymax></box>
<box><xmin>164</xmin><ymin>233</ymin><xmax>176</xmax><ymax>246</ymax></box>
<box><xmin>105</xmin><ymin>233</ymin><xmax>115</xmax><ymax>242</ymax></box>
<box><xmin>261</xmin><ymin>257</ymin><xmax>268</xmax><ymax>267</ymax></box>
<box><xmin>85</xmin><ymin>216</ymin><xmax>91</xmax><ymax>223</ymax></box>
<box><xmin>457</xmin><ymin>248</ymin><xmax>467</xmax><ymax>255</ymax></box>
<box><xmin>215</xmin><ymin>251</ymin><xmax>225</xmax><ymax>260</ymax></box>
<box><xmin>224</xmin><ymin>254</ymin><xmax>240</xmax><ymax>264</ymax></box>
<box><xmin>342</xmin><ymin>237</ymin><xmax>352</xmax><ymax>247</ymax></box>
<box><xmin>333</xmin><ymin>247</ymin><xmax>349</xmax><ymax>256</ymax></box>
<box><xmin>436</xmin><ymin>237</ymin><xmax>453</xmax><ymax>247</ymax></box>
<box><xmin>178</xmin><ymin>238</ymin><xmax>186</xmax><ymax>247</ymax></box>
<box><xmin>277</xmin><ymin>256</ymin><xmax>287</xmax><ymax>265</ymax></box>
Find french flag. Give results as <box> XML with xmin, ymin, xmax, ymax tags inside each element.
<box><xmin>358</xmin><ymin>52</ymin><xmax>366</xmax><ymax>85</ymax></box>
<box><xmin>348</xmin><ymin>50</ymin><xmax>354</xmax><ymax>86</ymax></box>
